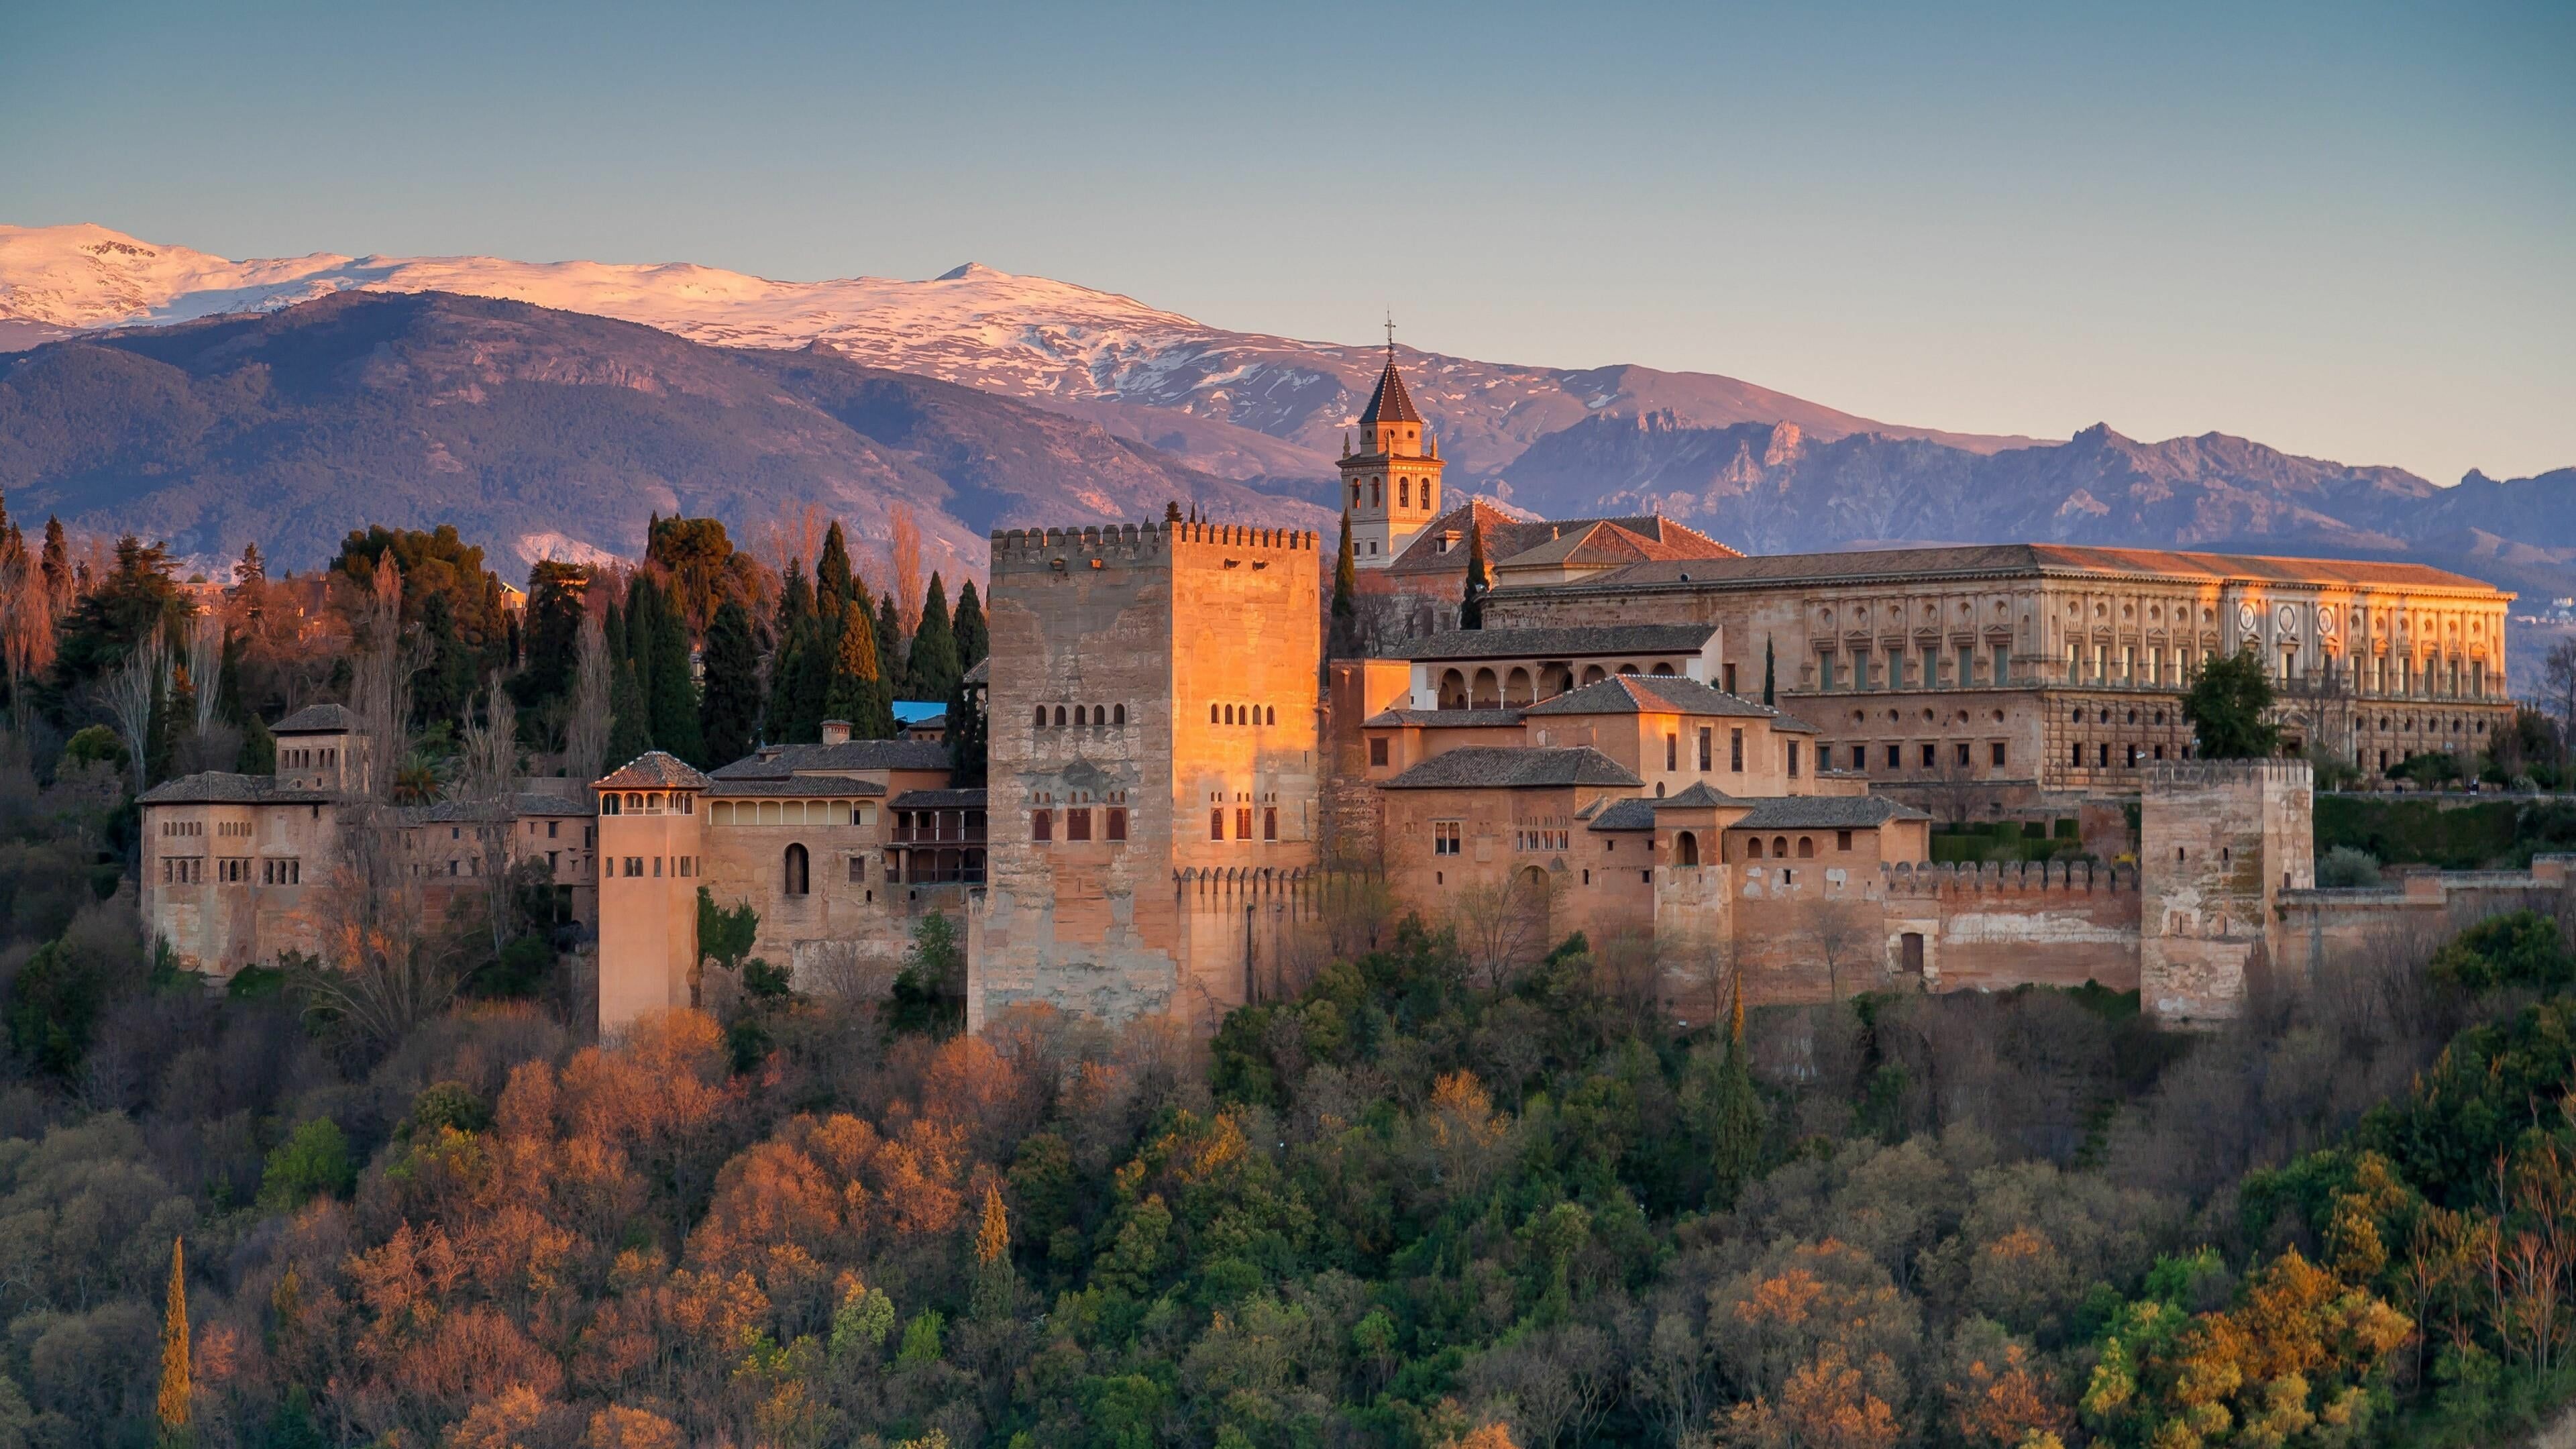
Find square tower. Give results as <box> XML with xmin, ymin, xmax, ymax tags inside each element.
<box><xmin>971</xmin><ymin>519</ymin><xmax>1322</xmax><ymax>1029</ymax></box>
<box><xmin>1341</xmin><ymin>350</ymin><xmax>1444</xmax><ymax>568</ymax></box>
<box><xmin>2139</xmin><ymin>758</ymin><xmax>2314</xmax><ymax>1025</ymax></box>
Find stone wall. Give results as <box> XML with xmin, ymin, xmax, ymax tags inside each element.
<box><xmin>2272</xmin><ymin>858</ymin><xmax>2575</xmax><ymax>987</ymax></box>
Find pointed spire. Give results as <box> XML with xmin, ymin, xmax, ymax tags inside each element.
<box><xmin>1358</xmin><ymin>351</ymin><xmax>1421</xmax><ymax>428</ymax></box>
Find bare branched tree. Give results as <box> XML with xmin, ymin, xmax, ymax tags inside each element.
<box><xmin>459</xmin><ymin>684</ymin><xmax>523</xmax><ymax>957</ymax></box>
<box><xmin>754</xmin><ymin>502</ymin><xmax>828</xmax><ymax>580</ymax></box>
<box><xmin>186</xmin><ymin>612</ymin><xmax>223</xmax><ymax>735</ymax></box>
<box><xmin>97</xmin><ymin>630</ymin><xmax>168</xmax><ymax>794</ymax></box>
<box><xmin>295</xmin><ymin>802</ymin><xmax>462</xmax><ymax>1050</ymax></box>
<box><xmin>1451</xmin><ymin>867</ymin><xmax>1557</xmax><ymax>994</ymax></box>
<box><xmin>346</xmin><ymin>554</ymin><xmax>423</xmax><ymax>800</ymax></box>
<box><xmin>0</xmin><ymin>549</ymin><xmax>55</xmax><ymax>724</ymax></box>
<box><xmin>566</xmin><ymin>611</ymin><xmax>612</xmax><ymax>783</ymax></box>
<box><xmin>1807</xmin><ymin>897</ymin><xmax>1882</xmax><ymax>1002</ymax></box>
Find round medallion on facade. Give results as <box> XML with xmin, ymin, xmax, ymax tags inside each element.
<box><xmin>2275</xmin><ymin>602</ymin><xmax>2298</xmax><ymax>633</ymax></box>
<box><xmin>2236</xmin><ymin>601</ymin><xmax>2258</xmax><ymax>633</ymax></box>
<box><xmin>2318</xmin><ymin>607</ymin><xmax>2337</xmax><ymax>637</ymax></box>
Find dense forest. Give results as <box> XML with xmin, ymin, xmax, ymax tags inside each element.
<box><xmin>0</xmin><ymin>500</ymin><xmax>2571</xmax><ymax>1446</ymax></box>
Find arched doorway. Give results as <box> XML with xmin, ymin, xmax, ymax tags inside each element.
<box><xmin>1472</xmin><ymin>668</ymin><xmax>1501</xmax><ymax>708</ymax></box>
<box><xmin>783</xmin><ymin>843</ymin><xmax>810</xmax><ymax>896</ymax></box>
<box><xmin>1676</xmin><ymin>830</ymin><xmax>1700</xmax><ymax>866</ymax></box>
<box><xmin>1504</xmin><ymin>667</ymin><xmax>1534</xmax><ymax>706</ymax></box>
<box><xmin>1439</xmin><ymin>669</ymin><xmax>1468</xmax><ymax>709</ymax></box>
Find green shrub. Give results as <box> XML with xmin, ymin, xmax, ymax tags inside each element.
<box><xmin>405</xmin><ymin>1081</ymin><xmax>491</xmax><ymax>1138</ymax></box>
<box><xmin>259</xmin><ymin>1118</ymin><xmax>356</xmax><ymax>1210</ymax></box>
<box><xmin>2315</xmin><ymin>846</ymin><xmax>2381</xmax><ymax>888</ymax></box>
<box><xmin>2426</xmin><ymin>910</ymin><xmax>2573</xmax><ymax>992</ymax></box>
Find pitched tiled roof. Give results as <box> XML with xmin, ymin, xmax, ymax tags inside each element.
<box><xmin>891</xmin><ymin>788</ymin><xmax>989</xmax><ymax>810</ymax></box>
<box><xmin>1357</xmin><ymin>356</ymin><xmax>1421</xmax><ymax>427</ymax></box>
<box><xmin>710</xmin><ymin>777</ymin><xmax>888</xmax><ymax>798</ymax></box>
<box><xmin>596</xmin><ymin>752</ymin><xmax>712</xmax><ymax>790</ymax></box>
<box><xmin>1735</xmin><ymin>796</ymin><xmax>1932</xmax><ymax>829</ymax></box>
<box><xmin>138</xmin><ymin>772</ymin><xmax>333</xmax><ymax>806</ymax></box>
<box><xmin>1381</xmin><ymin>746</ymin><xmax>1642</xmax><ymax>790</ymax></box>
<box><xmin>1513</xmin><ymin>542</ymin><xmax>2505</xmax><ymax>598</ymax></box>
<box><xmin>1361</xmin><ymin>708</ymin><xmax>1526</xmax><ymax>728</ymax></box>
<box><xmin>1656</xmin><ymin>782</ymin><xmax>1741</xmax><ymax>808</ymax></box>
<box><xmin>1387</xmin><ymin>502</ymin><xmax>1741</xmax><ymax>577</ymax></box>
<box><xmin>1377</xmin><ymin>624</ymin><xmax>1717</xmax><ymax>662</ymax></box>
<box><xmin>1523</xmin><ymin>674</ymin><xmax>1770</xmax><ymax>718</ymax></box>
<box><xmin>271</xmin><ymin>702</ymin><xmax>356</xmax><ymax>735</ymax></box>
<box><xmin>402</xmin><ymin>791</ymin><xmax>600</xmax><ymax>823</ymax></box>
<box><xmin>709</xmin><ymin>738</ymin><xmax>955</xmax><ymax>779</ymax></box>
<box><xmin>1586</xmin><ymin>797</ymin><xmax>1660</xmax><ymax>831</ymax></box>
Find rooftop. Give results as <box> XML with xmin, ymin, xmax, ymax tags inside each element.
<box><xmin>1513</xmin><ymin>542</ymin><xmax>2508</xmax><ymax>598</ymax></box>
<box><xmin>1385</xmin><ymin>501</ymin><xmax>1740</xmax><ymax>578</ymax></box>
<box><xmin>710</xmin><ymin>737</ymin><xmax>955</xmax><ymax>779</ymax></box>
<box><xmin>1357</xmin><ymin>354</ymin><xmax>1421</xmax><ymax>428</ymax></box>
<box><xmin>1523</xmin><ymin>674</ymin><xmax>1807</xmax><ymax>725</ymax></box>
<box><xmin>270</xmin><ymin>702</ymin><xmax>356</xmax><ymax>735</ymax></box>
<box><xmin>596</xmin><ymin>752</ymin><xmax>713</xmax><ymax>791</ymax></box>
<box><xmin>1735</xmin><ymin>796</ymin><xmax>1933</xmax><ymax>829</ymax></box>
<box><xmin>709</xmin><ymin>777</ymin><xmax>887</xmax><ymax>798</ymax></box>
<box><xmin>1381</xmin><ymin>745</ymin><xmax>1643</xmax><ymax>791</ymax></box>
<box><xmin>891</xmin><ymin>788</ymin><xmax>989</xmax><ymax>810</ymax></box>
<box><xmin>1376</xmin><ymin>623</ymin><xmax>1717</xmax><ymax>662</ymax></box>
<box><xmin>402</xmin><ymin>791</ymin><xmax>600</xmax><ymax>823</ymax></box>
<box><xmin>138</xmin><ymin>772</ymin><xmax>333</xmax><ymax>806</ymax></box>
<box><xmin>1361</xmin><ymin>708</ymin><xmax>1526</xmax><ymax>729</ymax></box>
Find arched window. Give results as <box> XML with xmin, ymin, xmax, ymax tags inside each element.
<box><xmin>1747</xmin><ymin>837</ymin><xmax>1764</xmax><ymax>859</ymax></box>
<box><xmin>1399</xmin><ymin>478</ymin><xmax>1410</xmax><ymax>508</ymax></box>
<box><xmin>1772</xmin><ymin>836</ymin><xmax>1788</xmax><ymax>858</ymax></box>
<box><xmin>1651</xmin><ymin>663</ymin><xmax>1676</xmax><ymax>676</ymax></box>
<box><xmin>627</xmin><ymin>793</ymin><xmax>643</xmax><ymax>810</ymax></box>
<box><xmin>1796</xmin><ymin>837</ymin><xmax>1815</xmax><ymax>858</ymax></box>
<box><xmin>1054</xmin><ymin>706</ymin><xmax>1067</xmax><ymax>727</ymax></box>
<box><xmin>1350</xmin><ymin>481</ymin><xmax>1361</xmax><ymax>506</ymax></box>
<box><xmin>1114</xmin><ymin>704</ymin><xmax>1126</xmax><ymax>725</ymax></box>
<box><xmin>783</xmin><ymin>843</ymin><xmax>810</xmax><ymax>897</ymax></box>
<box><xmin>1211</xmin><ymin>703</ymin><xmax>1220</xmax><ymax>722</ymax></box>
<box><xmin>1677</xmin><ymin>830</ymin><xmax>1700</xmax><ymax>865</ymax></box>
<box><xmin>1265</xmin><ymin>706</ymin><xmax>1275</xmax><ymax>725</ymax></box>
<box><xmin>1224</xmin><ymin>704</ymin><xmax>1235</xmax><ymax>724</ymax></box>
<box><xmin>600</xmin><ymin>794</ymin><xmax>621</xmax><ymax>815</ymax></box>
<box><xmin>1034</xmin><ymin>706</ymin><xmax>1048</xmax><ymax>728</ymax></box>
<box><xmin>1087</xmin><ymin>706</ymin><xmax>1101</xmax><ymax>726</ymax></box>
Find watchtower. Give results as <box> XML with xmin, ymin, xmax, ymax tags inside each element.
<box><xmin>1340</xmin><ymin>335</ymin><xmax>1444</xmax><ymax>568</ymax></box>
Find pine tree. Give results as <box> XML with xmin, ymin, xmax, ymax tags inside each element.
<box><xmin>40</xmin><ymin>517</ymin><xmax>67</xmax><ymax>608</ymax></box>
<box><xmin>1762</xmin><ymin>636</ymin><xmax>1776</xmax><ymax>706</ymax></box>
<box><xmin>970</xmin><ymin>1181</ymin><xmax>1015</xmax><ymax>1321</ymax></box>
<box><xmin>158</xmin><ymin>1237</ymin><xmax>190</xmax><ymax>1436</ymax></box>
<box><xmin>1164</xmin><ymin>500</ymin><xmax>1183</xmax><ymax>523</ymax></box>
<box><xmin>906</xmin><ymin>574</ymin><xmax>961</xmax><ymax>706</ymax></box>
<box><xmin>233</xmin><ymin>541</ymin><xmax>265</xmax><ymax>585</ymax></box>
<box><xmin>951</xmin><ymin>579</ymin><xmax>988</xmax><ymax>672</ymax></box>
<box><xmin>875</xmin><ymin>592</ymin><xmax>907</xmax><ymax>700</ymax></box>
<box><xmin>413</xmin><ymin>591</ymin><xmax>476</xmax><ymax>729</ymax></box>
<box><xmin>1460</xmin><ymin>522</ymin><xmax>1490</xmax><ymax>630</ymax></box>
<box><xmin>698</xmin><ymin>600</ymin><xmax>763</xmax><ymax>766</ymax></box>
<box><xmin>1330</xmin><ymin>511</ymin><xmax>1360</xmax><ymax>657</ymax></box>
<box><xmin>647</xmin><ymin>582</ymin><xmax>703</xmax><ymax>765</ymax></box>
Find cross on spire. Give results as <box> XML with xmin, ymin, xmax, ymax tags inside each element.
<box><xmin>1384</xmin><ymin>311</ymin><xmax>1396</xmax><ymax>358</ymax></box>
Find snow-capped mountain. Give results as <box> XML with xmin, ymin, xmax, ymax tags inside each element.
<box><xmin>0</xmin><ymin>223</ymin><xmax>2028</xmax><ymax>480</ymax></box>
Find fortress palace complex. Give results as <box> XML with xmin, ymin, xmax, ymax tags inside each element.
<box><xmin>141</xmin><ymin>351</ymin><xmax>2533</xmax><ymax>1040</ymax></box>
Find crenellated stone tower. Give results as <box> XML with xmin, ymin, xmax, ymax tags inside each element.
<box><xmin>969</xmin><ymin>519</ymin><xmax>1324</xmax><ymax>1030</ymax></box>
<box><xmin>1341</xmin><ymin>337</ymin><xmax>1444</xmax><ymax>568</ymax></box>
<box><xmin>2139</xmin><ymin>758</ymin><xmax>2314</xmax><ymax>1025</ymax></box>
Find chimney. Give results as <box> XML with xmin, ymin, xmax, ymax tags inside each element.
<box><xmin>820</xmin><ymin>719</ymin><xmax>853</xmax><ymax>745</ymax></box>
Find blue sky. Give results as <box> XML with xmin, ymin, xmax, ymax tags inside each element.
<box><xmin>7</xmin><ymin>0</ymin><xmax>2571</xmax><ymax>484</ymax></box>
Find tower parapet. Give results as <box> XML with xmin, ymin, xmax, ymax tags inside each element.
<box><xmin>2139</xmin><ymin>757</ymin><xmax>2314</xmax><ymax>1025</ymax></box>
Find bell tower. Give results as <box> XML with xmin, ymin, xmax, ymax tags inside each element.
<box><xmin>1340</xmin><ymin>322</ymin><xmax>1444</xmax><ymax>569</ymax></box>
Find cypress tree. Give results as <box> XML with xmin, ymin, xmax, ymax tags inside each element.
<box><xmin>1705</xmin><ymin>975</ymin><xmax>1764</xmax><ymax>1208</ymax></box>
<box><xmin>818</xmin><ymin>522</ymin><xmax>855</xmax><ymax>620</ymax></box>
<box><xmin>624</xmin><ymin>576</ymin><xmax>657</xmax><ymax>710</ymax></box>
<box><xmin>951</xmin><ymin>579</ymin><xmax>988</xmax><ymax>672</ymax></box>
<box><xmin>768</xmin><ymin>564</ymin><xmax>816</xmax><ymax>742</ymax></box>
<box><xmin>1762</xmin><ymin>636</ymin><xmax>1776</xmax><ymax>706</ymax></box>
<box><xmin>906</xmin><ymin>573</ymin><xmax>961</xmax><ymax>706</ymax></box>
<box><xmin>647</xmin><ymin>584</ymin><xmax>703</xmax><ymax>765</ymax></box>
<box><xmin>1460</xmin><ymin>522</ymin><xmax>1490</xmax><ymax>630</ymax></box>
<box><xmin>607</xmin><ymin>651</ymin><xmax>653</xmax><ymax>764</ymax></box>
<box><xmin>970</xmin><ymin>1182</ymin><xmax>1015</xmax><ymax>1321</ymax></box>
<box><xmin>875</xmin><ymin>592</ymin><xmax>907</xmax><ymax>699</ymax></box>
<box><xmin>158</xmin><ymin>1237</ymin><xmax>189</xmax><ymax>1435</ymax></box>
<box><xmin>413</xmin><ymin>590</ymin><xmax>476</xmax><ymax>728</ymax></box>
<box><xmin>824</xmin><ymin>604</ymin><xmax>890</xmax><ymax>737</ymax></box>
<box><xmin>1330</xmin><ymin>511</ymin><xmax>1359</xmax><ymax>657</ymax></box>
<box><xmin>698</xmin><ymin>600</ymin><xmax>762</xmax><ymax>766</ymax></box>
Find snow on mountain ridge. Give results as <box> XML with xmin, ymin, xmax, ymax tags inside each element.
<box><xmin>0</xmin><ymin>223</ymin><xmax>2035</xmax><ymax>479</ymax></box>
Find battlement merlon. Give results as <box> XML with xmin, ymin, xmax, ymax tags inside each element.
<box><xmin>1880</xmin><ymin>859</ymin><xmax>2137</xmax><ymax>898</ymax></box>
<box><xmin>2143</xmin><ymin>759</ymin><xmax>2316</xmax><ymax>788</ymax></box>
<box><xmin>989</xmin><ymin>522</ymin><xmax>1319</xmax><ymax>568</ymax></box>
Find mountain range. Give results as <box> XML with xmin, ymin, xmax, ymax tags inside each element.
<box><xmin>1</xmin><ymin>223</ymin><xmax>2571</xmax><ymax>616</ymax></box>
